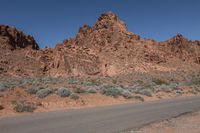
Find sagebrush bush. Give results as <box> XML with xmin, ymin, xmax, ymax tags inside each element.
<box><xmin>193</xmin><ymin>86</ymin><xmax>200</xmax><ymax>92</ymax></box>
<box><xmin>73</xmin><ymin>87</ymin><xmax>86</xmax><ymax>94</ymax></box>
<box><xmin>26</xmin><ymin>86</ymin><xmax>44</xmax><ymax>94</ymax></box>
<box><xmin>70</xmin><ymin>93</ymin><xmax>79</xmax><ymax>100</ymax></box>
<box><xmin>13</xmin><ymin>101</ymin><xmax>36</xmax><ymax>113</ymax></box>
<box><xmin>155</xmin><ymin>84</ymin><xmax>171</xmax><ymax>93</ymax></box>
<box><xmin>133</xmin><ymin>95</ymin><xmax>144</xmax><ymax>102</ymax></box>
<box><xmin>121</xmin><ymin>90</ymin><xmax>132</xmax><ymax>99</ymax></box>
<box><xmin>175</xmin><ymin>90</ymin><xmax>183</xmax><ymax>95</ymax></box>
<box><xmin>139</xmin><ymin>89</ymin><xmax>152</xmax><ymax>97</ymax></box>
<box><xmin>36</xmin><ymin>88</ymin><xmax>54</xmax><ymax>98</ymax></box>
<box><xmin>153</xmin><ymin>79</ymin><xmax>168</xmax><ymax>85</ymax></box>
<box><xmin>86</xmin><ymin>88</ymin><xmax>97</xmax><ymax>93</ymax></box>
<box><xmin>82</xmin><ymin>79</ymin><xmax>100</xmax><ymax>86</ymax></box>
<box><xmin>68</xmin><ymin>78</ymin><xmax>79</xmax><ymax>84</ymax></box>
<box><xmin>100</xmin><ymin>85</ymin><xmax>123</xmax><ymax>97</ymax></box>
<box><xmin>57</xmin><ymin>88</ymin><xmax>71</xmax><ymax>97</ymax></box>
<box><xmin>0</xmin><ymin>84</ymin><xmax>7</xmax><ymax>92</ymax></box>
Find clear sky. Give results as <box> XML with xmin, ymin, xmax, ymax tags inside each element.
<box><xmin>1</xmin><ymin>0</ymin><xmax>200</xmax><ymax>48</ymax></box>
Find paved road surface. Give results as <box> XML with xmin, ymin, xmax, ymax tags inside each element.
<box><xmin>1</xmin><ymin>96</ymin><xmax>200</xmax><ymax>133</ymax></box>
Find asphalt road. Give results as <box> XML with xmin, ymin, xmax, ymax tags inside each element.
<box><xmin>1</xmin><ymin>96</ymin><xmax>200</xmax><ymax>133</ymax></box>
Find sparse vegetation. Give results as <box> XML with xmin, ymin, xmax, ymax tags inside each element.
<box><xmin>138</xmin><ymin>89</ymin><xmax>153</xmax><ymax>97</ymax></box>
<box><xmin>82</xmin><ymin>79</ymin><xmax>100</xmax><ymax>86</ymax></box>
<box><xmin>193</xmin><ymin>86</ymin><xmax>200</xmax><ymax>93</ymax></box>
<box><xmin>68</xmin><ymin>77</ymin><xmax>79</xmax><ymax>84</ymax></box>
<box><xmin>13</xmin><ymin>101</ymin><xmax>36</xmax><ymax>113</ymax></box>
<box><xmin>121</xmin><ymin>90</ymin><xmax>132</xmax><ymax>99</ymax></box>
<box><xmin>153</xmin><ymin>79</ymin><xmax>168</xmax><ymax>85</ymax></box>
<box><xmin>133</xmin><ymin>95</ymin><xmax>145</xmax><ymax>102</ymax></box>
<box><xmin>0</xmin><ymin>84</ymin><xmax>7</xmax><ymax>92</ymax></box>
<box><xmin>73</xmin><ymin>87</ymin><xmax>86</xmax><ymax>94</ymax></box>
<box><xmin>26</xmin><ymin>86</ymin><xmax>44</xmax><ymax>95</ymax></box>
<box><xmin>175</xmin><ymin>90</ymin><xmax>183</xmax><ymax>95</ymax></box>
<box><xmin>100</xmin><ymin>85</ymin><xmax>123</xmax><ymax>97</ymax></box>
<box><xmin>57</xmin><ymin>88</ymin><xmax>71</xmax><ymax>97</ymax></box>
<box><xmin>86</xmin><ymin>88</ymin><xmax>97</xmax><ymax>93</ymax></box>
<box><xmin>70</xmin><ymin>93</ymin><xmax>79</xmax><ymax>100</ymax></box>
<box><xmin>36</xmin><ymin>88</ymin><xmax>54</xmax><ymax>98</ymax></box>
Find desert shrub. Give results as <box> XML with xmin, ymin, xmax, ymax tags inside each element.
<box><xmin>156</xmin><ymin>92</ymin><xmax>162</xmax><ymax>99</ymax></box>
<box><xmin>188</xmin><ymin>89</ymin><xmax>198</xmax><ymax>95</ymax></box>
<box><xmin>86</xmin><ymin>88</ymin><xmax>97</xmax><ymax>93</ymax></box>
<box><xmin>169</xmin><ymin>83</ymin><xmax>179</xmax><ymax>89</ymax></box>
<box><xmin>13</xmin><ymin>101</ymin><xmax>36</xmax><ymax>113</ymax></box>
<box><xmin>193</xmin><ymin>86</ymin><xmax>200</xmax><ymax>92</ymax></box>
<box><xmin>100</xmin><ymin>85</ymin><xmax>123</xmax><ymax>97</ymax></box>
<box><xmin>121</xmin><ymin>90</ymin><xmax>133</xmax><ymax>99</ymax></box>
<box><xmin>155</xmin><ymin>83</ymin><xmax>178</xmax><ymax>93</ymax></box>
<box><xmin>26</xmin><ymin>86</ymin><xmax>44</xmax><ymax>95</ymax></box>
<box><xmin>82</xmin><ymin>78</ymin><xmax>100</xmax><ymax>86</ymax></box>
<box><xmin>73</xmin><ymin>87</ymin><xmax>86</xmax><ymax>94</ymax></box>
<box><xmin>112</xmin><ymin>79</ymin><xmax>117</xmax><ymax>84</ymax></box>
<box><xmin>70</xmin><ymin>93</ymin><xmax>79</xmax><ymax>100</ymax></box>
<box><xmin>133</xmin><ymin>96</ymin><xmax>144</xmax><ymax>102</ymax></box>
<box><xmin>139</xmin><ymin>89</ymin><xmax>152</xmax><ymax>97</ymax></box>
<box><xmin>155</xmin><ymin>84</ymin><xmax>171</xmax><ymax>93</ymax></box>
<box><xmin>128</xmin><ymin>86</ymin><xmax>142</xmax><ymax>93</ymax></box>
<box><xmin>68</xmin><ymin>78</ymin><xmax>79</xmax><ymax>84</ymax></box>
<box><xmin>189</xmin><ymin>78</ymin><xmax>200</xmax><ymax>85</ymax></box>
<box><xmin>0</xmin><ymin>84</ymin><xmax>7</xmax><ymax>92</ymax></box>
<box><xmin>153</xmin><ymin>79</ymin><xmax>168</xmax><ymax>85</ymax></box>
<box><xmin>175</xmin><ymin>90</ymin><xmax>183</xmax><ymax>95</ymax></box>
<box><xmin>36</xmin><ymin>88</ymin><xmax>54</xmax><ymax>98</ymax></box>
<box><xmin>57</xmin><ymin>88</ymin><xmax>71</xmax><ymax>97</ymax></box>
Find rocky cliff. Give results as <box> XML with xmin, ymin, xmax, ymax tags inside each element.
<box><xmin>0</xmin><ymin>12</ymin><xmax>200</xmax><ymax>78</ymax></box>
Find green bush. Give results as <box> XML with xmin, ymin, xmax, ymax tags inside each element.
<box><xmin>175</xmin><ymin>90</ymin><xmax>183</xmax><ymax>95</ymax></box>
<box><xmin>193</xmin><ymin>86</ymin><xmax>200</xmax><ymax>92</ymax></box>
<box><xmin>36</xmin><ymin>88</ymin><xmax>54</xmax><ymax>98</ymax></box>
<box><xmin>57</xmin><ymin>88</ymin><xmax>71</xmax><ymax>97</ymax></box>
<box><xmin>68</xmin><ymin>78</ymin><xmax>79</xmax><ymax>84</ymax></box>
<box><xmin>70</xmin><ymin>93</ymin><xmax>79</xmax><ymax>100</ymax></box>
<box><xmin>86</xmin><ymin>88</ymin><xmax>97</xmax><ymax>93</ymax></box>
<box><xmin>153</xmin><ymin>79</ymin><xmax>168</xmax><ymax>85</ymax></box>
<box><xmin>81</xmin><ymin>79</ymin><xmax>100</xmax><ymax>86</ymax></box>
<box><xmin>26</xmin><ymin>86</ymin><xmax>44</xmax><ymax>95</ymax></box>
<box><xmin>155</xmin><ymin>84</ymin><xmax>171</xmax><ymax>93</ymax></box>
<box><xmin>0</xmin><ymin>84</ymin><xmax>7</xmax><ymax>92</ymax></box>
<box><xmin>73</xmin><ymin>87</ymin><xmax>86</xmax><ymax>94</ymax></box>
<box><xmin>13</xmin><ymin>101</ymin><xmax>36</xmax><ymax>113</ymax></box>
<box><xmin>139</xmin><ymin>89</ymin><xmax>152</xmax><ymax>97</ymax></box>
<box><xmin>100</xmin><ymin>85</ymin><xmax>123</xmax><ymax>97</ymax></box>
<box><xmin>133</xmin><ymin>96</ymin><xmax>144</xmax><ymax>102</ymax></box>
<box><xmin>121</xmin><ymin>90</ymin><xmax>132</xmax><ymax>99</ymax></box>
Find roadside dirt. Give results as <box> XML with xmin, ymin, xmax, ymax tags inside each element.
<box><xmin>133</xmin><ymin>111</ymin><xmax>200</xmax><ymax>133</ymax></box>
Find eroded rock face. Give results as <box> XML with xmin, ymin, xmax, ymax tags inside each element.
<box><xmin>1</xmin><ymin>12</ymin><xmax>200</xmax><ymax>77</ymax></box>
<box><xmin>0</xmin><ymin>25</ymin><xmax>39</xmax><ymax>50</ymax></box>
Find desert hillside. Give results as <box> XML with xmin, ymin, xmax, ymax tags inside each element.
<box><xmin>1</xmin><ymin>11</ymin><xmax>200</xmax><ymax>117</ymax></box>
<box><xmin>1</xmin><ymin>12</ymin><xmax>200</xmax><ymax>79</ymax></box>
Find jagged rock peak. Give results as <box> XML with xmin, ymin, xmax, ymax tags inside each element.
<box><xmin>0</xmin><ymin>24</ymin><xmax>39</xmax><ymax>50</ymax></box>
<box><xmin>168</xmin><ymin>33</ymin><xmax>189</xmax><ymax>45</ymax></box>
<box><xmin>94</xmin><ymin>11</ymin><xmax>128</xmax><ymax>32</ymax></box>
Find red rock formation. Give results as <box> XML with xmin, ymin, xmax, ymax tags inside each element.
<box><xmin>0</xmin><ymin>12</ymin><xmax>200</xmax><ymax>77</ymax></box>
<box><xmin>0</xmin><ymin>25</ymin><xmax>39</xmax><ymax>50</ymax></box>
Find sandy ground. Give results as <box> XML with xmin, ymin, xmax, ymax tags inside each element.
<box><xmin>130</xmin><ymin>111</ymin><xmax>200</xmax><ymax>133</ymax></box>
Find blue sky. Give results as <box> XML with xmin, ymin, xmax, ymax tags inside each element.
<box><xmin>1</xmin><ymin>0</ymin><xmax>200</xmax><ymax>48</ymax></box>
